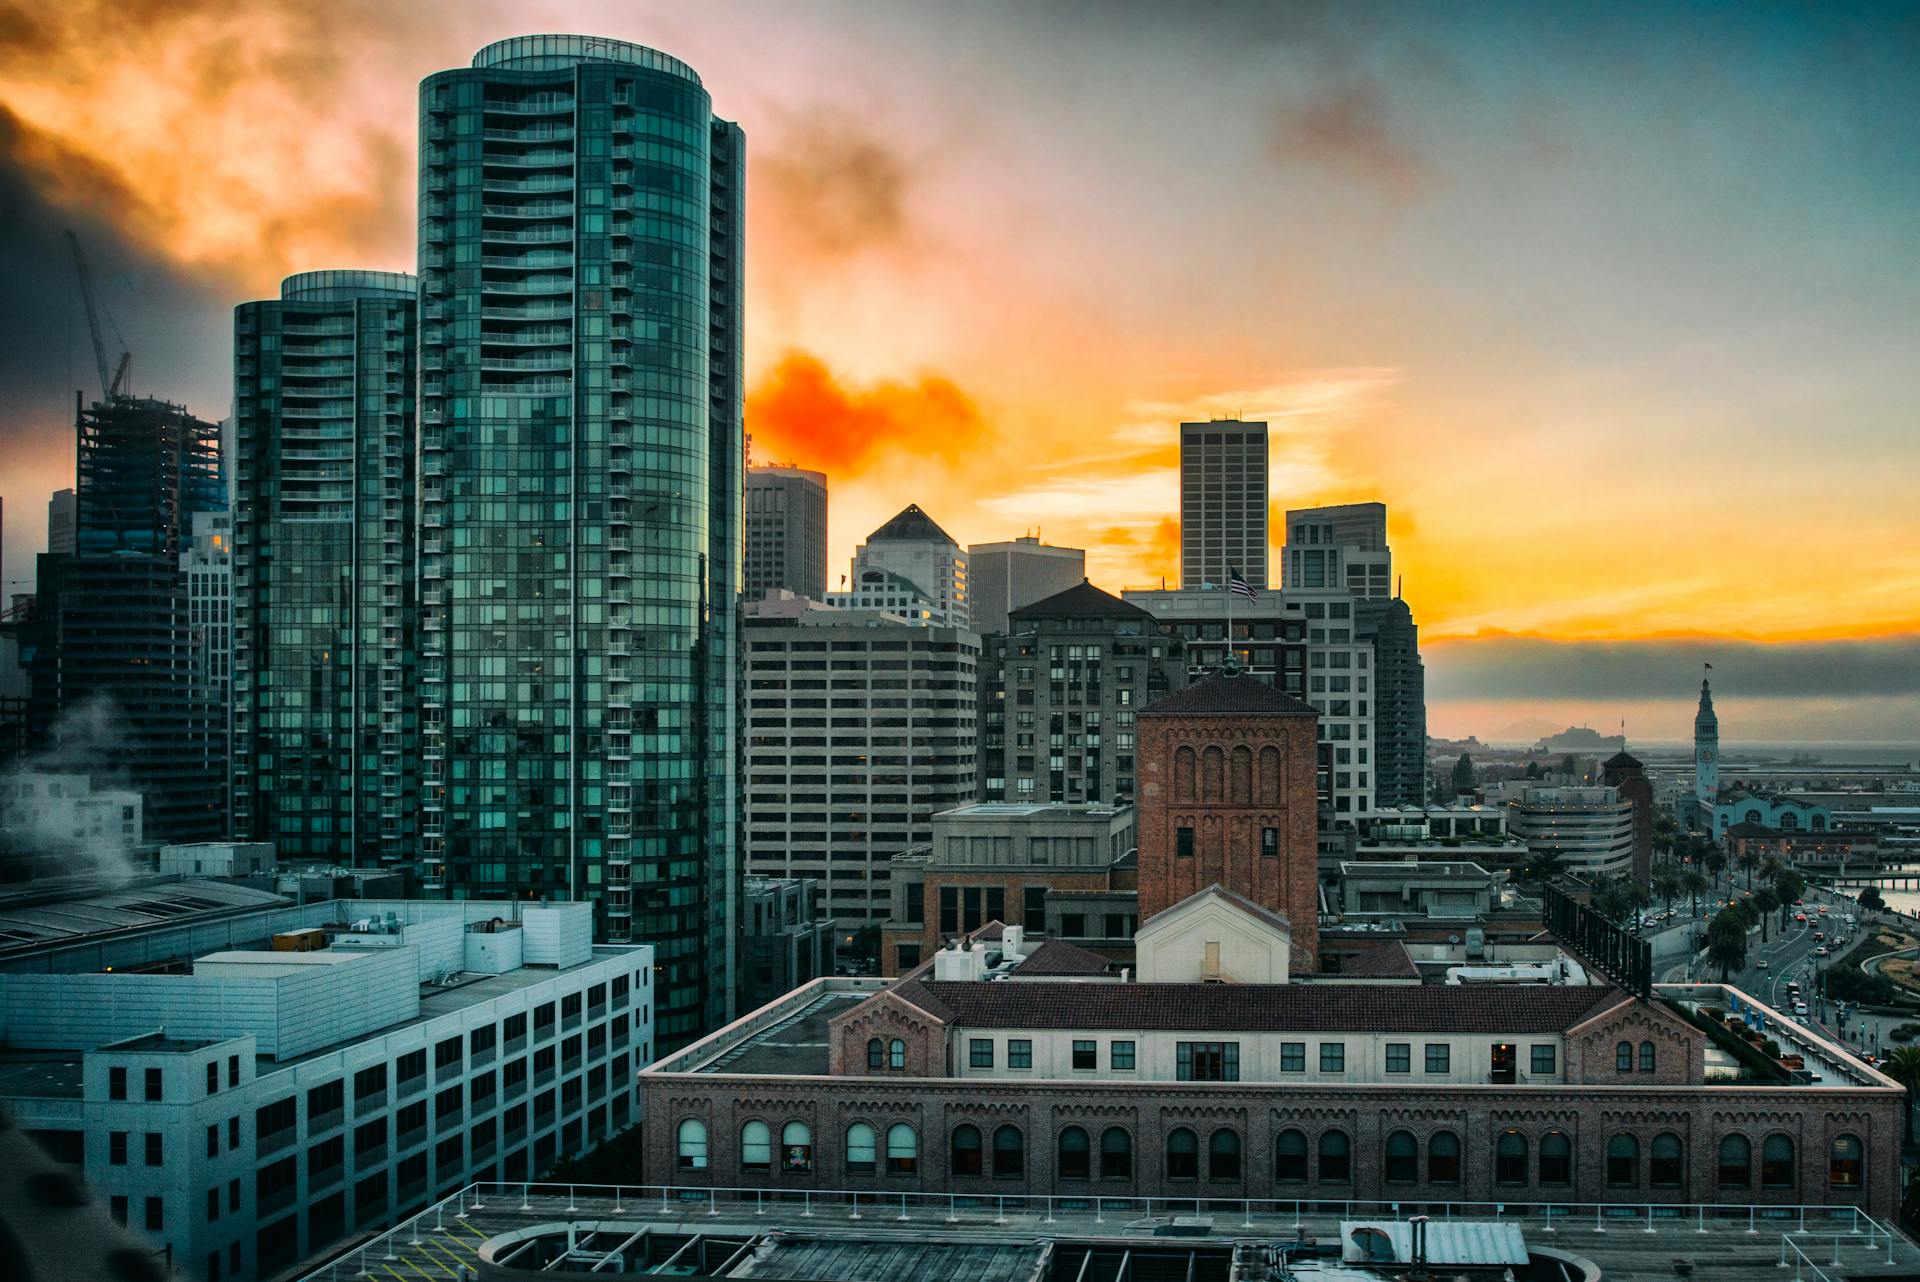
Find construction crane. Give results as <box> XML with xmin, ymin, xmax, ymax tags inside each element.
<box><xmin>64</xmin><ymin>228</ymin><xmax>130</xmax><ymax>402</ymax></box>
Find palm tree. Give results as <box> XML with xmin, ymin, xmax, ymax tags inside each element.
<box><xmin>1883</xmin><ymin>1046</ymin><xmax>1920</xmax><ymax>1146</ymax></box>
<box><xmin>1736</xmin><ymin>841</ymin><xmax>1758</xmax><ymax>889</ymax></box>
<box><xmin>1752</xmin><ymin>885</ymin><xmax>1778</xmax><ymax>944</ymax></box>
<box><xmin>1682</xmin><ymin>867</ymin><xmax>1710</xmax><ymax>918</ymax></box>
<box><xmin>1653</xmin><ymin>858</ymin><xmax>1684</xmax><ymax>914</ymax></box>
<box><xmin>1773</xmin><ymin>868</ymin><xmax>1807</xmax><ymax>930</ymax></box>
<box><xmin>1706</xmin><ymin>911</ymin><xmax>1748</xmax><ymax>981</ymax></box>
<box><xmin>1703</xmin><ymin>846</ymin><xmax>1729</xmax><ymax>894</ymax></box>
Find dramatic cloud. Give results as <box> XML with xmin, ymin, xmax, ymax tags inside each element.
<box><xmin>1266</xmin><ymin>79</ymin><xmax>1432</xmax><ymax>200</ymax></box>
<box><xmin>754</xmin><ymin>106</ymin><xmax>916</xmax><ymax>259</ymax></box>
<box><xmin>745</xmin><ymin>349</ymin><xmax>988</xmax><ymax>472</ymax></box>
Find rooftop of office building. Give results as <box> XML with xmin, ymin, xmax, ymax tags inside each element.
<box><xmin>0</xmin><ymin>875</ymin><xmax>289</xmax><ymax>958</ymax></box>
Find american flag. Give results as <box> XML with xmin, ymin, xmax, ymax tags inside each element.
<box><xmin>1228</xmin><ymin>567</ymin><xmax>1257</xmax><ymax>600</ymax></box>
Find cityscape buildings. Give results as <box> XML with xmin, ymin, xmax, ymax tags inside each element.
<box><xmin>1601</xmin><ymin>749</ymin><xmax>1655</xmax><ymax>883</ymax></box>
<box><xmin>741</xmin><ymin>600</ymin><xmax>978</xmax><ymax>928</ymax></box>
<box><xmin>27</xmin><ymin>395</ymin><xmax>227</xmax><ymax>841</ymax></box>
<box><xmin>1354</xmin><ymin>596</ymin><xmax>1425</xmax><ymax>807</ymax></box>
<box><xmin>0</xmin><ymin>889</ymin><xmax>651</xmax><ymax>1281</ymax></box>
<box><xmin>965</xmin><ymin>535</ymin><xmax>1085</xmax><ymax>636</ymax></box>
<box><xmin>1500</xmin><ymin>784</ymin><xmax>1637</xmax><ymax>876</ymax></box>
<box><xmin>1693</xmin><ymin>675</ymin><xmax>1719</xmax><ymax>824</ymax></box>
<box><xmin>976</xmin><ymin>581</ymin><xmax>1183</xmax><ymax>806</ymax></box>
<box><xmin>1178</xmin><ymin>419</ymin><xmax>1268</xmax><ymax>589</ymax></box>
<box><xmin>46</xmin><ymin>487</ymin><xmax>76</xmax><ymax>555</ymax></box>
<box><xmin>413</xmin><ymin>35</ymin><xmax>744</xmax><ymax>1045</ymax></box>
<box><xmin>230</xmin><ymin>270</ymin><xmax>419</xmax><ymax>863</ymax></box>
<box><xmin>834</xmin><ymin>503</ymin><xmax>969</xmax><ymax>626</ymax></box>
<box><xmin>1281</xmin><ymin>501</ymin><xmax>1392</xmax><ymax>598</ymax></box>
<box><xmin>742</xmin><ymin>465</ymin><xmax>827</xmax><ymax>601</ymax></box>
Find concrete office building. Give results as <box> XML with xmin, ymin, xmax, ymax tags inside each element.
<box><xmin>742</xmin><ymin>602</ymin><xmax>978</xmax><ymax>927</ymax></box>
<box><xmin>231</xmin><ymin>271</ymin><xmax>418</xmax><ymax>864</ymax></box>
<box><xmin>27</xmin><ymin>395</ymin><xmax>227</xmax><ymax>841</ymax></box>
<box><xmin>1354</xmin><ymin>596</ymin><xmax>1425</xmax><ymax>807</ymax></box>
<box><xmin>966</xmin><ymin>535</ymin><xmax>1085</xmax><ymax>636</ymax></box>
<box><xmin>47</xmin><ymin>487</ymin><xmax>76</xmax><ymax>555</ymax></box>
<box><xmin>3</xmin><ymin>894</ymin><xmax>652</xmax><ymax>1282</ymax></box>
<box><xmin>880</xmin><ymin>802</ymin><xmax>1137</xmax><ymax>974</ymax></box>
<box><xmin>978</xmin><ymin>581</ymin><xmax>1184</xmax><ymax>807</ymax></box>
<box><xmin>415</xmin><ymin>36</ymin><xmax>744</xmax><ymax>1046</ymax></box>
<box><xmin>1504</xmin><ymin>785</ymin><xmax>1637</xmax><ymax>876</ymax></box>
<box><xmin>836</xmin><ymin>504</ymin><xmax>969</xmax><ymax>627</ymax></box>
<box><xmin>1282</xmin><ymin>502</ymin><xmax>1391</xmax><ymax>599</ymax></box>
<box><xmin>740</xmin><ymin>874</ymin><xmax>835</xmax><ymax>1012</ymax></box>
<box><xmin>644</xmin><ymin>887</ymin><xmax>1898</xmax><ymax>1218</ymax></box>
<box><xmin>743</xmin><ymin>465</ymin><xmax>827</xmax><ymax>601</ymax></box>
<box><xmin>1179</xmin><ymin>419</ymin><xmax>1268</xmax><ymax>590</ymax></box>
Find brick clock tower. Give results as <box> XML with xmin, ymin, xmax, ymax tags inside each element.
<box><xmin>1136</xmin><ymin>668</ymin><xmax>1321</xmax><ymax>970</ymax></box>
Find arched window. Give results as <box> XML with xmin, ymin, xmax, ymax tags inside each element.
<box><xmin>676</xmin><ymin>1118</ymin><xmax>708</xmax><ymax>1170</ymax></box>
<box><xmin>1429</xmin><ymin>1131</ymin><xmax>1461</xmax><ymax>1184</ymax></box>
<box><xmin>1058</xmin><ymin>1126</ymin><xmax>1090</xmax><ymax>1180</ymax></box>
<box><xmin>1208</xmin><ymin>1128</ymin><xmax>1241</xmax><ymax>1181</ymax></box>
<box><xmin>1762</xmin><ymin>1134</ymin><xmax>1795</xmax><ymax>1189</ymax></box>
<box><xmin>1616</xmin><ymin>1041</ymin><xmax>1634</xmax><ymax>1072</ymax></box>
<box><xmin>992</xmin><ymin>1125</ymin><xmax>1024</xmax><ymax>1177</ymax></box>
<box><xmin>1274</xmin><ymin>1129</ymin><xmax>1308</xmax><ymax>1183</ymax></box>
<box><xmin>886</xmin><ymin>1123</ymin><xmax>918</xmax><ymax>1175</ymax></box>
<box><xmin>1259</xmin><ymin>745</ymin><xmax>1282</xmax><ymax>803</ymax></box>
<box><xmin>1100</xmin><ymin>1127</ymin><xmax>1132</xmax><ymax>1180</ymax></box>
<box><xmin>1718</xmin><ymin>1135</ymin><xmax>1752</xmax><ymax>1188</ymax></box>
<box><xmin>1319</xmin><ymin>1130</ymin><xmax>1352</xmax><ymax>1183</ymax></box>
<box><xmin>1201</xmin><ymin>746</ymin><xmax>1225</xmax><ymax>801</ymax></box>
<box><xmin>1540</xmin><ymin>1131</ymin><xmax>1572</xmax><ymax>1185</ymax></box>
<box><xmin>1495</xmin><ymin>1130</ymin><xmax>1528</xmax><ymax>1185</ymax></box>
<box><xmin>888</xmin><ymin>1039</ymin><xmax>906</xmax><ymax>1070</ymax></box>
<box><xmin>845</xmin><ymin>1123</ymin><xmax>877</xmax><ymax>1174</ymax></box>
<box><xmin>1607</xmin><ymin>1134</ymin><xmax>1639</xmax><ymax>1187</ymax></box>
<box><xmin>1781</xmin><ymin>812</ymin><xmax>1800</xmax><ymax>832</ymax></box>
<box><xmin>866</xmin><ymin>1038</ymin><xmax>883</xmax><ymax>1070</ymax></box>
<box><xmin>741</xmin><ymin>1120</ymin><xmax>772</xmax><ymax>1172</ymax></box>
<box><xmin>1174</xmin><ymin>746</ymin><xmax>1197</xmax><ymax>800</ymax></box>
<box><xmin>782</xmin><ymin>1121</ymin><xmax>813</xmax><ymax>1173</ymax></box>
<box><xmin>1229</xmin><ymin>745</ymin><xmax>1253</xmax><ymax>804</ymax></box>
<box><xmin>951</xmin><ymin>1124</ymin><xmax>982</xmax><ymax>1176</ymax></box>
<box><xmin>1639</xmin><ymin>1041</ymin><xmax>1657</xmax><ymax>1073</ymax></box>
<box><xmin>1745</xmin><ymin>809</ymin><xmax>1762</xmax><ymax>825</ymax></box>
<box><xmin>1166</xmin><ymin>1127</ymin><xmax>1198</xmax><ymax>1180</ymax></box>
<box><xmin>1829</xmin><ymin>1134</ymin><xmax>1862</xmax><ymax>1188</ymax></box>
<box><xmin>1384</xmin><ymin>1130</ymin><xmax>1418</xmax><ymax>1183</ymax></box>
<box><xmin>1812</xmin><ymin>814</ymin><xmax>1827</xmax><ymax>832</ymax></box>
<box><xmin>1651</xmin><ymin>1133</ymin><xmax>1683</xmax><ymax>1188</ymax></box>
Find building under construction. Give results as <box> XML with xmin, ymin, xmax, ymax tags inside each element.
<box><xmin>25</xmin><ymin>395</ymin><xmax>228</xmax><ymax>842</ymax></box>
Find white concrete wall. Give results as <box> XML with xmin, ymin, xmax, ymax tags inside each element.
<box><xmin>521</xmin><ymin>904</ymin><xmax>593</xmax><ymax>968</ymax></box>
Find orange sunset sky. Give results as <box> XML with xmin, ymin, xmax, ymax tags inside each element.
<box><xmin>2</xmin><ymin>0</ymin><xmax>1917</xmax><ymax>741</ymax></box>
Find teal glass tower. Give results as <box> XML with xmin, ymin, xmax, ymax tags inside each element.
<box><xmin>417</xmin><ymin>36</ymin><xmax>742</xmax><ymax>1045</ymax></box>
<box><xmin>231</xmin><ymin>271</ymin><xmax>420</xmax><ymax>860</ymax></box>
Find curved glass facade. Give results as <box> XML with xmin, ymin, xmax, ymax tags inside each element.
<box><xmin>417</xmin><ymin>38</ymin><xmax>741</xmax><ymax>1046</ymax></box>
<box><xmin>232</xmin><ymin>272</ymin><xmax>420</xmax><ymax>860</ymax></box>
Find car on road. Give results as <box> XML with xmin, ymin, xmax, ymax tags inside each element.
<box><xmin>1816</xmin><ymin>946</ymin><xmax>1830</xmax><ymax>957</ymax></box>
<box><xmin>1795</xmin><ymin>913</ymin><xmax>1808</xmax><ymax>923</ymax></box>
<box><xmin>1795</xmin><ymin>1002</ymin><xmax>1810</xmax><ymax>1015</ymax></box>
<box><xmin>1756</xmin><ymin>959</ymin><xmax>1770</xmax><ymax>969</ymax></box>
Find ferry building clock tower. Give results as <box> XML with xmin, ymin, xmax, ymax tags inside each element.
<box><xmin>1694</xmin><ymin>672</ymin><xmax>1719</xmax><ymax>822</ymax></box>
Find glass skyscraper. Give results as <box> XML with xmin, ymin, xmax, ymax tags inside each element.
<box><xmin>231</xmin><ymin>271</ymin><xmax>420</xmax><ymax>861</ymax></box>
<box><xmin>417</xmin><ymin>36</ymin><xmax>742</xmax><ymax>1045</ymax></box>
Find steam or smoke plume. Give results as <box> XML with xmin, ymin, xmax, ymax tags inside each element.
<box><xmin>0</xmin><ymin>695</ymin><xmax>146</xmax><ymax>883</ymax></box>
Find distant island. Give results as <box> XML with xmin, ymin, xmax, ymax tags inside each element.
<box><xmin>1530</xmin><ymin>725</ymin><xmax>1626</xmax><ymax>754</ymax></box>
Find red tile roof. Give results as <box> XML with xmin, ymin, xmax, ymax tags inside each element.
<box><xmin>1326</xmin><ymin>940</ymin><xmax>1421</xmax><ymax>979</ymax></box>
<box><xmin>894</xmin><ymin>980</ymin><xmax>1624</xmax><ymax>1034</ymax></box>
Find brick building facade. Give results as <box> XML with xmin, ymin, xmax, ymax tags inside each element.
<box><xmin>1135</xmin><ymin>670</ymin><xmax>1320</xmax><ymax>970</ymax></box>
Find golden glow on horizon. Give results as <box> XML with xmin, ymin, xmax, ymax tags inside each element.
<box><xmin>3</xmin><ymin>2</ymin><xmax>1917</xmax><ymax>653</ymax></box>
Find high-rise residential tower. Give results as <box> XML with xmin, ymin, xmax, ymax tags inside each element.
<box><xmin>231</xmin><ymin>271</ymin><xmax>419</xmax><ymax>862</ymax></box>
<box><xmin>1179</xmin><ymin>419</ymin><xmax>1268</xmax><ymax>590</ymax></box>
<box><xmin>46</xmin><ymin>489</ymin><xmax>76</xmax><ymax>556</ymax></box>
<box><xmin>1282</xmin><ymin>501</ymin><xmax>1391</xmax><ymax>599</ymax></box>
<box><xmin>744</xmin><ymin>464</ymin><xmax>827</xmax><ymax>600</ymax></box>
<box><xmin>416</xmin><ymin>36</ymin><xmax>743</xmax><ymax>1046</ymax></box>
<box><xmin>966</xmin><ymin>535</ymin><xmax>1086</xmax><ymax>636</ymax></box>
<box><xmin>1354</xmin><ymin>596</ymin><xmax>1426</xmax><ymax>807</ymax></box>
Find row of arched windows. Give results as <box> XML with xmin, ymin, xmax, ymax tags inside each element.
<box><xmin>675</xmin><ymin>1119</ymin><xmax>1865</xmax><ymax>1189</ymax></box>
<box><xmin>1172</xmin><ymin>743</ymin><xmax>1287</xmax><ymax>805</ymax></box>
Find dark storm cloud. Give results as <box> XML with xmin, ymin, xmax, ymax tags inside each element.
<box><xmin>756</xmin><ymin>107</ymin><xmax>916</xmax><ymax>258</ymax></box>
<box><xmin>1427</xmin><ymin>633</ymin><xmax>1920</xmax><ymax>702</ymax></box>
